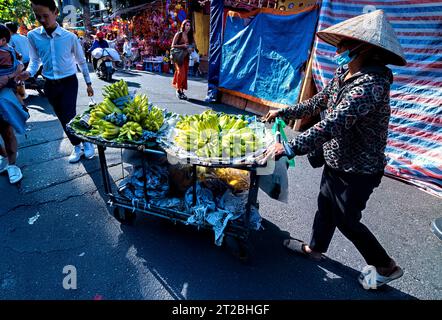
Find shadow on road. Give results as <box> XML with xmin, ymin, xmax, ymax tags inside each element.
<box><xmin>108</xmin><ymin>207</ymin><xmax>417</xmax><ymax>300</ymax></box>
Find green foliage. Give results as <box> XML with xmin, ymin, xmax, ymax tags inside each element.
<box><xmin>0</xmin><ymin>0</ymin><xmax>35</xmax><ymax>24</ymax></box>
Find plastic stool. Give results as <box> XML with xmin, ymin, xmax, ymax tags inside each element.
<box><xmin>153</xmin><ymin>62</ymin><xmax>162</xmax><ymax>73</ymax></box>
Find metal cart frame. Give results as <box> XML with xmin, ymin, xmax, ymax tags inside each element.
<box><xmin>68</xmin><ymin>124</ymin><xmax>263</xmax><ymax>259</ymax></box>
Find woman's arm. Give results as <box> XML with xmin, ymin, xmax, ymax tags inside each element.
<box><xmin>287</xmin><ymin>78</ymin><xmax>384</xmax><ymax>155</ymax></box>
<box><xmin>277</xmin><ymin>82</ymin><xmax>332</xmax><ymax>123</ymax></box>
<box><xmin>171</xmin><ymin>33</ymin><xmax>187</xmax><ymax>49</ymax></box>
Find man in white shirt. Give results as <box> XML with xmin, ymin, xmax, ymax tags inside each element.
<box><xmin>16</xmin><ymin>0</ymin><xmax>95</xmax><ymax>163</ymax></box>
<box><xmin>5</xmin><ymin>22</ymin><xmax>30</xmax><ymax>67</ymax></box>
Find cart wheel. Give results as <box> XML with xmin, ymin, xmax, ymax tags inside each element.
<box><xmin>113</xmin><ymin>207</ymin><xmax>136</xmax><ymax>224</ymax></box>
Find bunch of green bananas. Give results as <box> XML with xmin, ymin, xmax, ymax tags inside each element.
<box><xmin>142</xmin><ymin>106</ymin><xmax>164</xmax><ymax>132</ymax></box>
<box><xmin>85</xmin><ymin>119</ymin><xmax>120</xmax><ymax>140</ymax></box>
<box><xmin>174</xmin><ymin>110</ymin><xmax>263</xmax><ymax>159</ymax></box>
<box><xmin>88</xmin><ymin>99</ymin><xmax>122</xmax><ymax>125</ymax></box>
<box><xmin>100</xmin><ymin>120</ymin><xmax>121</xmax><ymax>140</ymax></box>
<box><xmin>119</xmin><ymin>121</ymin><xmax>143</xmax><ymax>141</ymax></box>
<box><xmin>122</xmin><ymin>94</ymin><xmax>149</xmax><ymax>123</ymax></box>
<box><xmin>103</xmin><ymin>79</ymin><xmax>129</xmax><ymax>100</ymax></box>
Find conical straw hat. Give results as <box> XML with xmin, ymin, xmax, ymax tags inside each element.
<box><xmin>316</xmin><ymin>10</ymin><xmax>406</xmax><ymax>66</ymax></box>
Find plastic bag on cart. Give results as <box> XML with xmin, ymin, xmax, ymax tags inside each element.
<box><xmin>117</xmin><ymin>164</ymin><xmax>169</xmax><ymax>201</ymax></box>
<box><xmin>217</xmin><ymin>190</ymin><xmax>261</xmax><ymax>231</ymax></box>
<box><xmin>213</xmin><ymin>168</ymin><xmax>250</xmax><ymax>192</ymax></box>
<box><xmin>185</xmin><ymin>182</ymin><xmax>216</xmax><ymax>225</ymax></box>
<box><xmin>205</xmin><ymin>210</ymin><xmax>234</xmax><ymax>246</ymax></box>
<box><xmin>207</xmin><ymin>190</ymin><xmax>261</xmax><ymax>246</ymax></box>
<box><xmin>150</xmin><ymin>197</ymin><xmax>185</xmax><ymax>211</ymax></box>
<box><xmin>185</xmin><ymin>185</ymin><xmax>262</xmax><ymax>246</ymax></box>
<box><xmin>159</xmin><ymin>111</ymin><xmax>275</xmax><ymax>166</ymax></box>
<box><xmin>258</xmin><ymin>157</ymin><xmax>289</xmax><ymax>203</ymax></box>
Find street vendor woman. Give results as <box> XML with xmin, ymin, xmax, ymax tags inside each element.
<box><xmin>16</xmin><ymin>0</ymin><xmax>95</xmax><ymax>164</ymax></box>
<box><xmin>263</xmin><ymin>10</ymin><xmax>407</xmax><ymax>289</ymax></box>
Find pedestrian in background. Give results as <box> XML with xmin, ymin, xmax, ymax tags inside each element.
<box><xmin>191</xmin><ymin>48</ymin><xmax>201</xmax><ymax>77</ymax></box>
<box><xmin>123</xmin><ymin>37</ymin><xmax>133</xmax><ymax>70</ymax></box>
<box><xmin>15</xmin><ymin>0</ymin><xmax>95</xmax><ymax>164</ymax></box>
<box><xmin>83</xmin><ymin>35</ymin><xmax>92</xmax><ymax>63</ymax></box>
<box><xmin>0</xmin><ymin>24</ymin><xmax>29</xmax><ymax>184</ymax></box>
<box><xmin>171</xmin><ymin>19</ymin><xmax>195</xmax><ymax>100</ymax></box>
<box><xmin>89</xmin><ymin>31</ymin><xmax>109</xmax><ymax>71</ymax></box>
<box><xmin>5</xmin><ymin>22</ymin><xmax>30</xmax><ymax>68</ymax></box>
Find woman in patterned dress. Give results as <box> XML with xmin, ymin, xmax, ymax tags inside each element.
<box><xmin>263</xmin><ymin>10</ymin><xmax>407</xmax><ymax>289</ymax></box>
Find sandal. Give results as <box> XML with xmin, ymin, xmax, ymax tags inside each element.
<box><xmin>283</xmin><ymin>239</ymin><xmax>324</xmax><ymax>261</ymax></box>
<box><xmin>358</xmin><ymin>265</ymin><xmax>404</xmax><ymax>290</ymax></box>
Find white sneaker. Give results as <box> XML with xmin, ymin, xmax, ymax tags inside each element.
<box><xmin>83</xmin><ymin>142</ymin><xmax>95</xmax><ymax>159</ymax></box>
<box><xmin>0</xmin><ymin>156</ymin><xmax>7</xmax><ymax>173</ymax></box>
<box><xmin>7</xmin><ymin>165</ymin><xmax>23</xmax><ymax>184</ymax></box>
<box><xmin>68</xmin><ymin>145</ymin><xmax>84</xmax><ymax>163</ymax></box>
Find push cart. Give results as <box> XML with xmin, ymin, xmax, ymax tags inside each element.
<box><xmin>66</xmin><ymin>122</ymin><xmax>264</xmax><ymax>260</ymax></box>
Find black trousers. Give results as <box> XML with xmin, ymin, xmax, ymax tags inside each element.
<box><xmin>44</xmin><ymin>74</ymin><xmax>81</xmax><ymax>146</ymax></box>
<box><xmin>310</xmin><ymin>165</ymin><xmax>391</xmax><ymax>268</ymax></box>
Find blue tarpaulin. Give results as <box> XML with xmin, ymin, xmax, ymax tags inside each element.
<box><xmin>219</xmin><ymin>8</ymin><xmax>319</xmax><ymax>108</ymax></box>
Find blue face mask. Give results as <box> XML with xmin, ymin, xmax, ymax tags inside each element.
<box><xmin>334</xmin><ymin>50</ymin><xmax>352</xmax><ymax>67</ymax></box>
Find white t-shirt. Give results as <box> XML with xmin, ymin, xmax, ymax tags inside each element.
<box><xmin>123</xmin><ymin>42</ymin><xmax>132</xmax><ymax>56</ymax></box>
<box><xmin>107</xmin><ymin>39</ymin><xmax>116</xmax><ymax>49</ymax></box>
<box><xmin>9</xmin><ymin>34</ymin><xmax>30</xmax><ymax>64</ymax></box>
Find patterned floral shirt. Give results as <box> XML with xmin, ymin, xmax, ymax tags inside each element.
<box><xmin>279</xmin><ymin>65</ymin><xmax>393</xmax><ymax>174</ymax></box>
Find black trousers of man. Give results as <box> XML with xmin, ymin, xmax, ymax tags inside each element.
<box><xmin>44</xmin><ymin>74</ymin><xmax>82</xmax><ymax>146</ymax></box>
<box><xmin>309</xmin><ymin>165</ymin><xmax>392</xmax><ymax>268</ymax></box>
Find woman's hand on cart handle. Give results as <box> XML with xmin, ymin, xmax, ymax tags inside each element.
<box><xmin>262</xmin><ymin>109</ymin><xmax>280</xmax><ymax>123</ymax></box>
<box><xmin>263</xmin><ymin>142</ymin><xmax>285</xmax><ymax>162</ymax></box>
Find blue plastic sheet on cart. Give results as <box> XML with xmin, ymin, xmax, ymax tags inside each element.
<box><xmin>185</xmin><ymin>182</ymin><xmax>217</xmax><ymax>225</ymax></box>
<box><xmin>218</xmin><ymin>190</ymin><xmax>262</xmax><ymax>231</ymax></box>
<box><xmin>118</xmin><ymin>165</ymin><xmax>169</xmax><ymax>201</ymax></box>
<box><xmin>185</xmin><ymin>184</ymin><xmax>262</xmax><ymax>246</ymax></box>
<box><xmin>118</xmin><ymin>167</ymin><xmax>262</xmax><ymax>245</ymax></box>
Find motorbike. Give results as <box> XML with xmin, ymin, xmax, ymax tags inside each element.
<box><xmin>92</xmin><ymin>48</ymin><xmax>120</xmax><ymax>82</ymax></box>
<box><xmin>96</xmin><ymin>54</ymin><xmax>115</xmax><ymax>81</ymax></box>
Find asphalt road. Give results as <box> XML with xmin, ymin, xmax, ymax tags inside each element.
<box><xmin>0</xmin><ymin>68</ymin><xmax>441</xmax><ymax>300</ymax></box>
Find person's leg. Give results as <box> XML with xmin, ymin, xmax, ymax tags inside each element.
<box><xmin>308</xmin><ymin>166</ymin><xmax>338</xmax><ymax>253</ymax></box>
<box><xmin>0</xmin><ymin>122</ymin><xmax>22</xmax><ymax>183</ymax></box>
<box><xmin>180</xmin><ymin>59</ymin><xmax>189</xmax><ymax>99</ymax></box>
<box><xmin>56</xmin><ymin>76</ymin><xmax>82</xmax><ymax>146</ymax></box>
<box><xmin>0</xmin><ymin>123</ymin><xmax>18</xmax><ymax>165</ymax></box>
<box><xmin>0</xmin><ymin>142</ymin><xmax>7</xmax><ymax>173</ymax></box>
<box><xmin>328</xmin><ymin>168</ymin><xmax>394</xmax><ymax>272</ymax></box>
<box><xmin>0</xmin><ymin>143</ymin><xmax>6</xmax><ymax>158</ymax></box>
<box><xmin>172</xmin><ymin>63</ymin><xmax>182</xmax><ymax>97</ymax></box>
<box><xmin>45</xmin><ymin>77</ymin><xmax>83</xmax><ymax>156</ymax></box>
<box><xmin>93</xmin><ymin>58</ymin><xmax>98</xmax><ymax>71</ymax></box>
<box><xmin>283</xmin><ymin>167</ymin><xmax>335</xmax><ymax>260</ymax></box>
